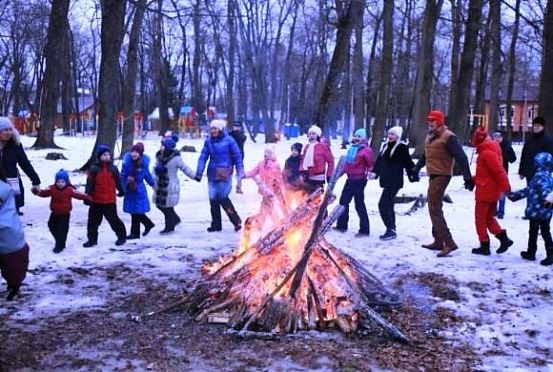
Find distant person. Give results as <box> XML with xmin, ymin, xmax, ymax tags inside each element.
<box><xmin>121</xmin><ymin>143</ymin><xmax>156</xmax><ymax>238</ymax></box>
<box><xmin>0</xmin><ymin>117</ymin><xmax>41</xmax><ymax>215</ymax></box>
<box><xmin>83</xmin><ymin>145</ymin><xmax>127</xmax><ymax>247</ymax></box>
<box><xmin>196</xmin><ymin>119</ymin><xmax>244</xmax><ymax>232</ymax></box>
<box><xmin>372</xmin><ymin>126</ymin><xmax>415</xmax><ymax>240</ymax></box>
<box><xmin>282</xmin><ymin>142</ymin><xmax>303</xmax><ymax>188</ymax></box>
<box><xmin>470</xmin><ymin>127</ymin><xmax>512</xmax><ymax>256</ymax></box>
<box><xmin>491</xmin><ymin>130</ymin><xmax>516</xmax><ymax>219</ymax></box>
<box><xmin>153</xmin><ymin>135</ymin><xmax>195</xmax><ymax>234</ymax></box>
<box><xmin>0</xmin><ymin>166</ymin><xmax>29</xmax><ymax>301</ymax></box>
<box><xmin>299</xmin><ymin>125</ymin><xmax>334</xmax><ymax>193</ymax></box>
<box><xmin>518</xmin><ymin>116</ymin><xmax>553</xmax><ymax>184</ymax></box>
<box><xmin>32</xmin><ymin>169</ymin><xmax>90</xmax><ymax>253</ymax></box>
<box><xmin>229</xmin><ymin>121</ymin><xmax>247</xmax><ymax>160</ymax></box>
<box><xmin>411</xmin><ymin>110</ymin><xmax>474</xmax><ymax>257</ymax></box>
<box><xmin>334</xmin><ymin>128</ymin><xmax>373</xmax><ymax>236</ymax></box>
<box><xmin>508</xmin><ymin>152</ymin><xmax>553</xmax><ymax>266</ymax></box>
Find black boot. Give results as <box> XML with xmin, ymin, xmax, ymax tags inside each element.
<box><xmin>207</xmin><ymin>200</ymin><xmax>222</xmax><ymax>232</ymax></box>
<box><xmin>521</xmin><ymin>249</ymin><xmax>536</xmax><ymax>261</ymax></box>
<box><xmin>541</xmin><ymin>249</ymin><xmax>553</xmax><ymax>266</ymax></box>
<box><xmin>6</xmin><ymin>284</ymin><xmax>20</xmax><ymax>301</ymax></box>
<box><xmin>495</xmin><ymin>230</ymin><xmax>513</xmax><ymax>254</ymax></box>
<box><xmin>472</xmin><ymin>241</ymin><xmax>491</xmax><ymax>256</ymax></box>
<box><xmin>220</xmin><ymin>198</ymin><xmax>242</xmax><ymax>231</ymax></box>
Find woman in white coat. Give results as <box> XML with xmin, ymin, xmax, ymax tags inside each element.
<box><xmin>153</xmin><ymin>135</ymin><xmax>195</xmax><ymax>233</ymax></box>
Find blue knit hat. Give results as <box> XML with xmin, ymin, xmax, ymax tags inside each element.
<box><xmin>161</xmin><ymin>134</ymin><xmax>179</xmax><ymax>150</ymax></box>
<box><xmin>354</xmin><ymin>128</ymin><xmax>367</xmax><ymax>140</ymax></box>
<box><xmin>96</xmin><ymin>144</ymin><xmax>110</xmax><ymax>159</ymax></box>
<box><xmin>55</xmin><ymin>169</ymin><xmax>70</xmax><ymax>183</ymax></box>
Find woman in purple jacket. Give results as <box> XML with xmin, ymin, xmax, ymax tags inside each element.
<box><xmin>372</xmin><ymin>126</ymin><xmax>415</xmax><ymax>240</ymax></box>
<box><xmin>334</xmin><ymin>128</ymin><xmax>374</xmax><ymax>236</ymax></box>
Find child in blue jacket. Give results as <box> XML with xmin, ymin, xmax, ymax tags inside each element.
<box><xmin>508</xmin><ymin>152</ymin><xmax>553</xmax><ymax>265</ymax></box>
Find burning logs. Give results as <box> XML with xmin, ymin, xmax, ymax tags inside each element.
<box><xmin>164</xmin><ymin>157</ymin><xmax>409</xmax><ymax>342</ymax></box>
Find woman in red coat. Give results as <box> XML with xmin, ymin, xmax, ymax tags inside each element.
<box><xmin>299</xmin><ymin>125</ymin><xmax>334</xmax><ymax>192</ymax></box>
<box><xmin>471</xmin><ymin>127</ymin><xmax>513</xmax><ymax>255</ymax></box>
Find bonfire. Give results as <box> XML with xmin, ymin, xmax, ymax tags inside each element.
<box><xmin>157</xmin><ymin>157</ymin><xmax>408</xmax><ymax>342</ymax></box>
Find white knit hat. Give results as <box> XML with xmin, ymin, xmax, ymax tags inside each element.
<box><xmin>0</xmin><ymin>117</ymin><xmax>13</xmax><ymax>131</ymax></box>
<box><xmin>388</xmin><ymin>126</ymin><xmax>403</xmax><ymax>140</ymax></box>
<box><xmin>209</xmin><ymin>119</ymin><xmax>227</xmax><ymax>131</ymax></box>
<box><xmin>308</xmin><ymin>125</ymin><xmax>322</xmax><ymax>137</ymax></box>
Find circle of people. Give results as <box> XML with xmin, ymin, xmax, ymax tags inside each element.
<box><xmin>1</xmin><ymin>111</ymin><xmax>552</xmax><ymax>301</ymax></box>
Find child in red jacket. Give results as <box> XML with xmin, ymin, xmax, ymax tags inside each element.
<box><xmin>32</xmin><ymin>169</ymin><xmax>90</xmax><ymax>253</ymax></box>
<box><xmin>83</xmin><ymin>145</ymin><xmax>127</xmax><ymax>247</ymax></box>
<box><xmin>470</xmin><ymin>127</ymin><xmax>513</xmax><ymax>255</ymax></box>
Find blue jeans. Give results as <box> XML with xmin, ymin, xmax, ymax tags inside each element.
<box><xmin>496</xmin><ymin>195</ymin><xmax>506</xmax><ymax>218</ymax></box>
<box><xmin>208</xmin><ymin>180</ymin><xmax>232</xmax><ymax>201</ymax></box>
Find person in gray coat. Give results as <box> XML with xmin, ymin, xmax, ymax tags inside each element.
<box><xmin>153</xmin><ymin>135</ymin><xmax>195</xmax><ymax>234</ymax></box>
<box><xmin>0</xmin><ymin>166</ymin><xmax>29</xmax><ymax>300</ymax></box>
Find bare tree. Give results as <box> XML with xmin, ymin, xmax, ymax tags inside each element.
<box><xmin>121</xmin><ymin>0</ymin><xmax>147</xmax><ymax>154</ymax></box>
<box><xmin>81</xmin><ymin>0</ymin><xmax>126</xmax><ymax>170</ymax></box>
<box><xmin>539</xmin><ymin>0</ymin><xmax>553</xmax><ymax>131</ymax></box>
<box><xmin>316</xmin><ymin>0</ymin><xmax>364</xmax><ymax>133</ymax></box>
<box><xmin>33</xmin><ymin>0</ymin><xmax>70</xmax><ymax>149</ymax></box>
<box><xmin>447</xmin><ymin>0</ymin><xmax>484</xmax><ymax>142</ymax></box>
<box><xmin>505</xmin><ymin>0</ymin><xmax>522</xmax><ymax>140</ymax></box>
<box><xmin>488</xmin><ymin>0</ymin><xmax>502</xmax><ymax>132</ymax></box>
<box><xmin>370</xmin><ymin>0</ymin><xmax>393</xmax><ymax>154</ymax></box>
<box><xmin>410</xmin><ymin>0</ymin><xmax>444</xmax><ymax>155</ymax></box>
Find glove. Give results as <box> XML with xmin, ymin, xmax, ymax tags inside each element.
<box><xmin>464</xmin><ymin>178</ymin><xmax>475</xmax><ymax>191</ymax></box>
<box><xmin>117</xmin><ymin>191</ymin><xmax>125</xmax><ymax>197</ymax></box>
<box><xmin>195</xmin><ymin>175</ymin><xmax>202</xmax><ymax>182</ymax></box>
<box><xmin>31</xmin><ymin>185</ymin><xmax>41</xmax><ymax>193</ymax></box>
<box><xmin>84</xmin><ymin>198</ymin><xmax>92</xmax><ymax>206</ymax></box>
<box><xmin>408</xmin><ymin>172</ymin><xmax>420</xmax><ymax>183</ymax></box>
<box><xmin>326</xmin><ymin>177</ymin><xmax>331</xmax><ymax>183</ymax></box>
<box><xmin>506</xmin><ymin>192</ymin><xmax>516</xmax><ymax>202</ymax></box>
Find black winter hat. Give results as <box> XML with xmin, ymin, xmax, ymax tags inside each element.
<box><xmin>291</xmin><ymin>143</ymin><xmax>302</xmax><ymax>153</ymax></box>
<box><xmin>532</xmin><ymin>116</ymin><xmax>546</xmax><ymax>126</ymax></box>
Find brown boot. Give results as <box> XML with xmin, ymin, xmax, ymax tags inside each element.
<box><xmin>437</xmin><ymin>243</ymin><xmax>458</xmax><ymax>257</ymax></box>
<box><xmin>421</xmin><ymin>241</ymin><xmax>442</xmax><ymax>250</ymax></box>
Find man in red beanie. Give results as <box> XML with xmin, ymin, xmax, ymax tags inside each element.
<box><xmin>470</xmin><ymin>127</ymin><xmax>513</xmax><ymax>255</ymax></box>
<box><xmin>411</xmin><ymin>110</ymin><xmax>474</xmax><ymax>257</ymax></box>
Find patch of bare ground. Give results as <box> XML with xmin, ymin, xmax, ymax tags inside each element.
<box><xmin>0</xmin><ymin>268</ymin><xmax>479</xmax><ymax>371</ymax></box>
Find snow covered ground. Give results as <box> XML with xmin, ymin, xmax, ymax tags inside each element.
<box><xmin>1</xmin><ymin>131</ymin><xmax>552</xmax><ymax>370</ymax></box>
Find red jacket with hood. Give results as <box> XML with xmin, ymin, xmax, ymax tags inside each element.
<box><xmin>473</xmin><ymin>139</ymin><xmax>511</xmax><ymax>202</ymax></box>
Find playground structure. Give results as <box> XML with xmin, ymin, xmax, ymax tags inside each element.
<box><xmin>179</xmin><ymin>106</ymin><xmax>200</xmax><ymax>138</ymax></box>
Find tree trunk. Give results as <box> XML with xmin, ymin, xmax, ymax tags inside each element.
<box><xmin>473</xmin><ymin>12</ymin><xmax>492</xmax><ymax>117</ymax></box>
<box><xmin>364</xmin><ymin>16</ymin><xmax>382</xmax><ymax>138</ymax></box>
<box><xmin>352</xmin><ymin>2</ymin><xmax>365</xmax><ymax>132</ymax></box>
<box><xmin>409</xmin><ymin>0</ymin><xmax>444</xmax><ymax>156</ymax></box>
<box><xmin>33</xmin><ymin>0</ymin><xmax>70</xmax><ymax>149</ymax></box>
<box><xmin>370</xmin><ymin>0</ymin><xmax>393</xmax><ymax>154</ymax></box>
<box><xmin>447</xmin><ymin>0</ymin><xmax>484</xmax><ymax>143</ymax></box>
<box><xmin>192</xmin><ymin>0</ymin><xmax>204</xmax><ymax>121</ymax></box>
<box><xmin>121</xmin><ymin>0</ymin><xmax>146</xmax><ymax>155</ymax></box>
<box><xmin>446</xmin><ymin>0</ymin><xmax>461</xmax><ymax>128</ymax></box>
<box><xmin>226</xmin><ymin>0</ymin><xmax>237</xmax><ymax>124</ymax></box>
<box><xmin>81</xmin><ymin>0</ymin><xmax>126</xmax><ymax>170</ymax></box>
<box><xmin>539</xmin><ymin>0</ymin><xmax>553</xmax><ymax>134</ymax></box>
<box><xmin>316</xmin><ymin>0</ymin><xmax>363</xmax><ymax>133</ymax></box>
<box><xmin>488</xmin><ymin>0</ymin><xmax>502</xmax><ymax>133</ymax></box>
<box><xmin>505</xmin><ymin>0</ymin><xmax>522</xmax><ymax>141</ymax></box>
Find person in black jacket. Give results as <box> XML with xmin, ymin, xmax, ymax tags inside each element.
<box><xmin>518</xmin><ymin>116</ymin><xmax>553</xmax><ymax>184</ymax></box>
<box><xmin>0</xmin><ymin>117</ymin><xmax>41</xmax><ymax>215</ymax></box>
<box><xmin>229</xmin><ymin>121</ymin><xmax>247</xmax><ymax>160</ymax></box>
<box><xmin>492</xmin><ymin>130</ymin><xmax>517</xmax><ymax>219</ymax></box>
<box><xmin>372</xmin><ymin>126</ymin><xmax>415</xmax><ymax>240</ymax></box>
